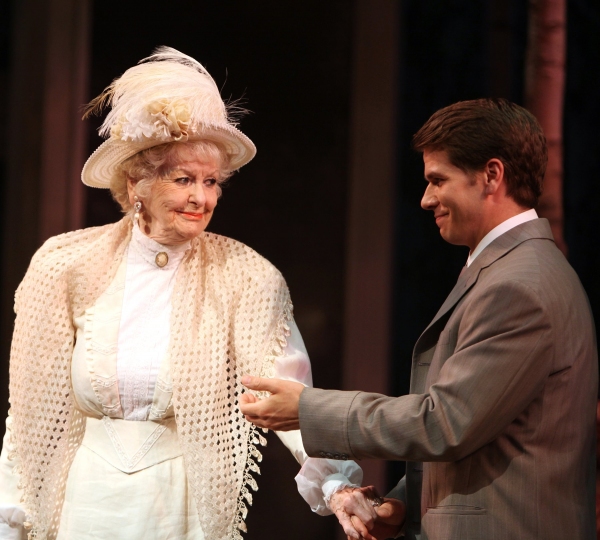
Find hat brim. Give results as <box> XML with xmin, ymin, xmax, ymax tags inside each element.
<box><xmin>81</xmin><ymin>124</ymin><xmax>256</xmax><ymax>188</ymax></box>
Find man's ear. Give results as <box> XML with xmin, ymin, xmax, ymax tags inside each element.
<box><xmin>483</xmin><ymin>158</ymin><xmax>505</xmax><ymax>195</ymax></box>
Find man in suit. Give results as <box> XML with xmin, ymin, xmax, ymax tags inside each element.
<box><xmin>239</xmin><ymin>98</ymin><xmax>598</xmax><ymax>540</ymax></box>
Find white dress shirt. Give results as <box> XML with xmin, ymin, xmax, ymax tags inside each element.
<box><xmin>466</xmin><ymin>209</ymin><xmax>538</xmax><ymax>267</ymax></box>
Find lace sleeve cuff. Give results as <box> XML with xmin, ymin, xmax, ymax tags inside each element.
<box><xmin>0</xmin><ymin>415</ymin><xmax>26</xmax><ymax>538</ymax></box>
<box><xmin>0</xmin><ymin>505</ymin><xmax>26</xmax><ymax>539</ymax></box>
<box><xmin>294</xmin><ymin>458</ymin><xmax>363</xmax><ymax>516</ymax></box>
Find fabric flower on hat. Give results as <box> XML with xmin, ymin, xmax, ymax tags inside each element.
<box><xmin>149</xmin><ymin>99</ymin><xmax>191</xmax><ymax>141</ymax></box>
<box><xmin>111</xmin><ymin>99</ymin><xmax>191</xmax><ymax>143</ymax></box>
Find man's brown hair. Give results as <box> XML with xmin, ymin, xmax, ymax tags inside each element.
<box><xmin>412</xmin><ymin>98</ymin><xmax>547</xmax><ymax>208</ymax></box>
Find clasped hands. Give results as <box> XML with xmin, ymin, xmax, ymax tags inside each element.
<box><xmin>239</xmin><ymin>377</ymin><xmax>405</xmax><ymax>539</ymax></box>
<box><xmin>327</xmin><ymin>486</ymin><xmax>405</xmax><ymax>540</ymax></box>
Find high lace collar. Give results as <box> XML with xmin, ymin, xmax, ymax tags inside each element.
<box><xmin>130</xmin><ymin>223</ymin><xmax>191</xmax><ymax>269</ymax></box>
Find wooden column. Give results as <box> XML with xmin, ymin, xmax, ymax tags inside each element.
<box><xmin>343</xmin><ymin>0</ymin><xmax>398</xmax><ymax>498</ymax></box>
<box><xmin>525</xmin><ymin>0</ymin><xmax>567</xmax><ymax>254</ymax></box>
<box><xmin>0</xmin><ymin>0</ymin><xmax>91</xmax><ymax>431</ymax></box>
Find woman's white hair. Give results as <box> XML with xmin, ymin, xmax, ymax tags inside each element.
<box><xmin>111</xmin><ymin>139</ymin><xmax>233</xmax><ymax>214</ymax></box>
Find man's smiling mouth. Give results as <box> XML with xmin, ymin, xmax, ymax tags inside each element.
<box><xmin>435</xmin><ymin>213</ymin><xmax>449</xmax><ymax>225</ymax></box>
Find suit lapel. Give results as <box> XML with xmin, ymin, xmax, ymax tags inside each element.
<box><xmin>413</xmin><ymin>219</ymin><xmax>554</xmax><ymax>357</ymax></box>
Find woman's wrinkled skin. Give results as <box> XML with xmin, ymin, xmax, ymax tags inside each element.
<box><xmin>329</xmin><ymin>486</ymin><xmax>405</xmax><ymax>540</ymax></box>
<box><xmin>128</xmin><ymin>156</ymin><xmax>221</xmax><ymax>246</ymax></box>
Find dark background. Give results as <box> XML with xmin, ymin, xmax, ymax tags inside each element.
<box><xmin>1</xmin><ymin>1</ymin><xmax>599</xmax><ymax>539</ymax></box>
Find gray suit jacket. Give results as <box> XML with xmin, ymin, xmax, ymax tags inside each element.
<box><xmin>299</xmin><ymin>219</ymin><xmax>597</xmax><ymax>540</ymax></box>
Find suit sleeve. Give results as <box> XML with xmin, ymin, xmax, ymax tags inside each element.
<box><xmin>386</xmin><ymin>476</ymin><xmax>406</xmax><ymax>501</ymax></box>
<box><xmin>300</xmin><ymin>279</ymin><xmax>553</xmax><ymax>462</ymax></box>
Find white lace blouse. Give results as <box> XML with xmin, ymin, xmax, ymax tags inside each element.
<box><xmin>0</xmin><ymin>225</ymin><xmax>361</xmax><ymax>539</ymax></box>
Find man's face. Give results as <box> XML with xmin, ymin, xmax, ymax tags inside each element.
<box><xmin>421</xmin><ymin>149</ymin><xmax>486</xmax><ymax>251</ymax></box>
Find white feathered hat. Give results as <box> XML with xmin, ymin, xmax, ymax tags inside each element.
<box><xmin>81</xmin><ymin>47</ymin><xmax>256</xmax><ymax>188</ymax></box>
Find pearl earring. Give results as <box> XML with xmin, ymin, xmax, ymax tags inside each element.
<box><xmin>133</xmin><ymin>196</ymin><xmax>142</xmax><ymax>224</ymax></box>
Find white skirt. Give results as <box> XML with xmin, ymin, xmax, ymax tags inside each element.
<box><xmin>57</xmin><ymin>417</ymin><xmax>203</xmax><ymax>540</ymax></box>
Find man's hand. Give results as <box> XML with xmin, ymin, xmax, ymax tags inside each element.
<box><xmin>239</xmin><ymin>376</ymin><xmax>303</xmax><ymax>431</ymax></box>
<box><xmin>329</xmin><ymin>486</ymin><xmax>405</xmax><ymax>540</ymax></box>
<box><xmin>367</xmin><ymin>498</ymin><xmax>405</xmax><ymax>540</ymax></box>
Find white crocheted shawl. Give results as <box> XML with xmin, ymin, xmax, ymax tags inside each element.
<box><xmin>7</xmin><ymin>218</ymin><xmax>292</xmax><ymax>540</ymax></box>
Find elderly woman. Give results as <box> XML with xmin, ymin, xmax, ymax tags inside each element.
<box><xmin>0</xmin><ymin>48</ymin><xmax>364</xmax><ymax>540</ymax></box>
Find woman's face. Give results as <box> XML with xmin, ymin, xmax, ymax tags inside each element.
<box><xmin>128</xmin><ymin>156</ymin><xmax>222</xmax><ymax>246</ymax></box>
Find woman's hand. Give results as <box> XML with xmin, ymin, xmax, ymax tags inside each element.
<box><xmin>329</xmin><ymin>486</ymin><xmax>379</xmax><ymax>540</ymax></box>
<box><xmin>329</xmin><ymin>486</ymin><xmax>405</xmax><ymax>540</ymax></box>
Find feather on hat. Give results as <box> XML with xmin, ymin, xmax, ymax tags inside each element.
<box><xmin>81</xmin><ymin>47</ymin><xmax>256</xmax><ymax>188</ymax></box>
